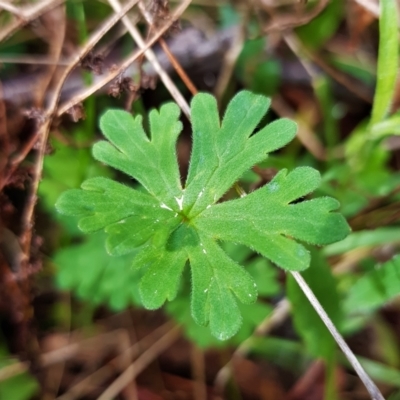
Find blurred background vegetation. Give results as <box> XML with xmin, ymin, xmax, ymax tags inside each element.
<box><xmin>1</xmin><ymin>0</ymin><xmax>400</xmax><ymax>399</ymax></box>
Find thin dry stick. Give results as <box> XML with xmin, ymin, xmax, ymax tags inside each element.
<box><xmin>0</xmin><ymin>55</ymin><xmax>71</xmax><ymax>65</ymax></box>
<box><xmin>97</xmin><ymin>325</ymin><xmax>181</xmax><ymax>400</ymax></box>
<box><xmin>0</xmin><ymin>360</ymin><xmax>30</xmax><ymax>382</ymax></box>
<box><xmin>290</xmin><ymin>271</ymin><xmax>385</xmax><ymax>400</ymax></box>
<box><xmin>159</xmin><ymin>39</ymin><xmax>198</xmax><ymax>95</ymax></box>
<box><xmin>216</xmin><ymin>272</ymin><xmax>384</xmax><ymax>400</ymax></box>
<box><xmin>214</xmin><ymin>299</ymin><xmax>290</xmax><ymax>392</ymax></box>
<box><xmin>0</xmin><ymin>82</ymin><xmax>9</xmax><ymax>179</ymax></box>
<box><xmin>0</xmin><ymin>0</ymin><xmax>67</xmax><ymax>42</ymax></box>
<box><xmin>20</xmin><ymin>0</ymin><xmax>140</xmax><ymax>258</ymax></box>
<box><xmin>191</xmin><ymin>344</ymin><xmax>207</xmax><ymax>400</ymax></box>
<box><xmin>214</xmin><ymin>12</ymin><xmax>247</xmax><ymax>102</ymax></box>
<box><xmin>33</xmin><ymin>4</ymin><xmax>66</xmax><ymax>107</ymax></box>
<box><xmin>239</xmin><ymin>299</ymin><xmax>290</xmax><ymax>357</ymax></box>
<box><xmin>0</xmin><ymin>321</ymin><xmax>174</xmax><ymax>385</ymax></box>
<box><xmin>0</xmin><ymin>1</ymin><xmax>21</xmax><ymax>15</ymax></box>
<box><xmin>353</xmin><ymin>0</ymin><xmax>379</xmax><ymax>17</ymax></box>
<box><xmin>215</xmin><ymin>234</ymin><xmax>395</xmax><ymax>392</ymax></box>
<box><xmin>0</xmin><ymin>332</ymin><xmax>101</xmax><ymax>382</ymax></box>
<box><xmin>283</xmin><ymin>31</ymin><xmax>318</xmax><ymax>80</ymax></box>
<box><xmin>57</xmin><ymin>0</ymin><xmax>193</xmax><ymax>117</ymax></box>
<box><xmin>107</xmin><ymin>0</ymin><xmax>191</xmax><ymax>118</ymax></box>
<box><xmin>46</xmin><ymin>293</ymin><xmax>72</xmax><ymax>400</ymax></box>
<box><xmin>272</xmin><ymin>94</ymin><xmax>326</xmax><ymax>161</ymax></box>
<box><xmin>263</xmin><ymin>0</ymin><xmax>329</xmax><ymax>33</ymax></box>
<box><xmin>285</xmin><ymin>31</ymin><xmax>372</xmax><ymax>104</ymax></box>
<box><xmin>0</xmin><ymin>131</ymin><xmax>40</xmax><ymax>192</ymax></box>
<box><xmin>214</xmin><ymin>184</ymin><xmax>383</xmax><ymax>399</ymax></box>
<box><xmin>138</xmin><ymin>0</ymin><xmax>198</xmax><ymax>96</ymax></box>
<box><xmin>56</xmin><ymin>322</ymin><xmax>175</xmax><ymax>400</ymax></box>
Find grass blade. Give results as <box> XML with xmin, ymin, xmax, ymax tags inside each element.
<box><xmin>371</xmin><ymin>0</ymin><xmax>399</xmax><ymax>125</ymax></box>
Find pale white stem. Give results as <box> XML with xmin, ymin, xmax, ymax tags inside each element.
<box><xmin>353</xmin><ymin>0</ymin><xmax>379</xmax><ymax>17</ymax></box>
<box><xmin>57</xmin><ymin>0</ymin><xmax>193</xmax><ymax>117</ymax></box>
<box><xmin>290</xmin><ymin>271</ymin><xmax>385</xmax><ymax>400</ymax></box>
<box><xmin>0</xmin><ymin>1</ymin><xmax>21</xmax><ymax>15</ymax></box>
<box><xmin>107</xmin><ymin>0</ymin><xmax>191</xmax><ymax>118</ymax></box>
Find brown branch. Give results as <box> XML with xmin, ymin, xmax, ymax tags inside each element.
<box><xmin>353</xmin><ymin>0</ymin><xmax>379</xmax><ymax>17</ymax></box>
<box><xmin>310</xmin><ymin>50</ymin><xmax>373</xmax><ymax>103</ymax></box>
<box><xmin>0</xmin><ymin>321</ymin><xmax>175</xmax><ymax>383</ymax></box>
<box><xmin>0</xmin><ymin>82</ymin><xmax>9</xmax><ymax>179</ymax></box>
<box><xmin>3</xmin><ymin>0</ymin><xmax>193</xmax><ymax>192</ymax></box>
<box><xmin>159</xmin><ymin>39</ymin><xmax>198</xmax><ymax>95</ymax></box>
<box><xmin>33</xmin><ymin>5</ymin><xmax>67</xmax><ymax>107</ymax></box>
<box><xmin>263</xmin><ymin>0</ymin><xmax>330</xmax><ymax>33</ymax></box>
<box><xmin>55</xmin><ymin>321</ymin><xmax>174</xmax><ymax>400</ymax></box>
<box><xmin>107</xmin><ymin>0</ymin><xmax>192</xmax><ymax>118</ymax></box>
<box><xmin>191</xmin><ymin>344</ymin><xmax>207</xmax><ymax>400</ymax></box>
<box><xmin>0</xmin><ymin>54</ymin><xmax>71</xmax><ymax>65</ymax></box>
<box><xmin>214</xmin><ymin>299</ymin><xmax>290</xmax><ymax>394</ymax></box>
<box><xmin>97</xmin><ymin>325</ymin><xmax>181</xmax><ymax>400</ymax></box>
<box><xmin>0</xmin><ymin>132</ymin><xmax>40</xmax><ymax>193</ymax></box>
<box><xmin>0</xmin><ymin>1</ymin><xmax>21</xmax><ymax>16</ymax></box>
<box><xmin>214</xmin><ymin>7</ymin><xmax>248</xmax><ymax>102</ymax></box>
<box><xmin>19</xmin><ymin>0</ymin><xmax>141</xmax><ymax>263</ymax></box>
<box><xmin>284</xmin><ymin>31</ymin><xmax>372</xmax><ymax>103</ymax></box>
<box><xmin>138</xmin><ymin>0</ymin><xmax>198</xmax><ymax>96</ymax></box>
<box><xmin>57</xmin><ymin>0</ymin><xmax>193</xmax><ymax>117</ymax></box>
<box><xmin>271</xmin><ymin>94</ymin><xmax>327</xmax><ymax>161</ymax></box>
<box><xmin>0</xmin><ymin>0</ymin><xmax>67</xmax><ymax>42</ymax></box>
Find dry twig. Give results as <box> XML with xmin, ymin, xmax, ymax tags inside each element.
<box><xmin>284</xmin><ymin>32</ymin><xmax>372</xmax><ymax>104</ymax></box>
<box><xmin>214</xmin><ymin>299</ymin><xmax>290</xmax><ymax>393</ymax></box>
<box><xmin>272</xmin><ymin>94</ymin><xmax>326</xmax><ymax>161</ymax></box>
<box><xmin>214</xmin><ymin>6</ymin><xmax>247</xmax><ymax>102</ymax></box>
<box><xmin>138</xmin><ymin>0</ymin><xmax>198</xmax><ymax>96</ymax></box>
<box><xmin>191</xmin><ymin>344</ymin><xmax>207</xmax><ymax>400</ymax></box>
<box><xmin>262</xmin><ymin>0</ymin><xmax>330</xmax><ymax>33</ymax></box>
<box><xmin>353</xmin><ymin>0</ymin><xmax>379</xmax><ymax>17</ymax></box>
<box><xmin>20</xmin><ymin>0</ymin><xmax>141</xmax><ymax>263</ymax></box>
<box><xmin>0</xmin><ymin>54</ymin><xmax>71</xmax><ymax>65</ymax></box>
<box><xmin>290</xmin><ymin>271</ymin><xmax>385</xmax><ymax>400</ymax></box>
<box><xmin>33</xmin><ymin>5</ymin><xmax>66</xmax><ymax>107</ymax></box>
<box><xmin>97</xmin><ymin>325</ymin><xmax>181</xmax><ymax>400</ymax></box>
<box><xmin>0</xmin><ymin>0</ymin><xmax>67</xmax><ymax>42</ymax></box>
<box><xmin>0</xmin><ymin>321</ymin><xmax>175</xmax><ymax>384</ymax></box>
<box><xmin>56</xmin><ymin>0</ymin><xmax>193</xmax><ymax>117</ymax></box>
<box><xmin>0</xmin><ymin>1</ymin><xmax>21</xmax><ymax>16</ymax></box>
<box><xmin>107</xmin><ymin>0</ymin><xmax>192</xmax><ymax>117</ymax></box>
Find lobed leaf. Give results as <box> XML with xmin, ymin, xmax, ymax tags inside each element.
<box><xmin>56</xmin><ymin>176</ymin><xmax>181</xmax><ymax>256</ymax></box>
<box><xmin>194</xmin><ymin>167</ymin><xmax>350</xmax><ymax>270</ymax></box>
<box><xmin>183</xmin><ymin>91</ymin><xmax>297</xmax><ymax>217</ymax></box>
<box><xmin>188</xmin><ymin>234</ymin><xmax>257</xmax><ymax>340</ymax></box>
<box><xmin>95</xmin><ymin>105</ymin><xmax>183</xmax><ymax>208</ymax></box>
<box><xmin>133</xmin><ymin>244</ymin><xmax>188</xmax><ymax>310</ymax></box>
<box><xmin>56</xmin><ymin>90</ymin><xmax>350</xmax><ymax>340</ymax></box>
<box><xmin>55</xmin><ymin>234</ymin><xmax>142</xmax><ymax>310</ymax></box>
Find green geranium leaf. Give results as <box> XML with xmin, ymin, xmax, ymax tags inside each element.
<box><xmin>194</xmin><ymin>167</ymin><xmax>349</xmax><ymax>271</ymax></box>
<box><xmin>56</xmin><ymin>90</ymin><xmax>350</xmax><ymax>340</ymax></box>
<box><xmin>344</xmin><ymin>256</ymin><xmax>400</xmax><ymax>314</ymax></box>
<box><xmin>54</xmin><ymin>233</ymin><xmax>142</xmax><ymax>311</ymax></box>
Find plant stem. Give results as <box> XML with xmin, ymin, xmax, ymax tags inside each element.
<box><xmin>290</xmin><ymin>271</ymin><xmax>385</xmax><ymax>400</ymax></box>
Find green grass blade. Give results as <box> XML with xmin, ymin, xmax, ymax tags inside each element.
<box><xmin>371</xmin><ymin>0</ymin><xmax>399</xmax><ymax>125</ymax></box>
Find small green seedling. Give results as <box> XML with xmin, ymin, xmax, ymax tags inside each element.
<box><xmin>56</xmin><ymin>91</ymin><xmax>350</xmax><ymax>340</ymax></box>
